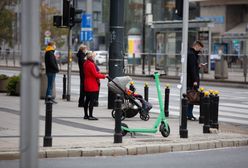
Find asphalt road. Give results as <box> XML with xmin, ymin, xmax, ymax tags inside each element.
<box><xmin>0</xmin><ymin>146</ymin><xmax>247</xmax><ymax>168</ymax></box>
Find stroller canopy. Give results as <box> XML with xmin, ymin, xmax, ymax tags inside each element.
<box><xmin>108</xmin><ymin>76</ymin><xmax>132</xmax><ymax>94</ymax></box>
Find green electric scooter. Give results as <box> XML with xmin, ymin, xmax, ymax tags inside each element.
<box><xmin>121</xmin><ymin>72</ymin><xmax>170</xmax><ymax>137</ymax></box>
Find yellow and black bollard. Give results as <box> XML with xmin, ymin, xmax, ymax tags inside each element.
<box><xmin>144</xmin><ymin>83</ymin><xmax>149</xmax><ymax>102</ymax></box>
<box><xmin>164</xmin><ymin>84</ymin><xmax>170</xmax><ymax>117</ymax></box>
<box><xmin>209</xmin><ymin>90</ymin><xmax>214</xmax><ymax>126</ymax></box>
<box><xmin>203</xmin><ymin>91</ymin><xmax>211</xmax><ymax>133</ymax></box>
<box><xmin>129</xmin><ymin>81</ymin><xmax>135</xmax><ymax>92</ymax></box>
<box><xmin>199</xmin><ymin>87</ymin><xmax>205</xmax><ymax>124</ymax></box>
<box><xmin>211</xmin><ymin>91</ymin><xmax>220</xmax><ymax>129</ymax></box>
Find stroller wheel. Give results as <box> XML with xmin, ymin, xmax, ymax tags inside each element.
<box><xmin>111</xmin><ymin>109</ymin><xmax>126</xmax><ymax>121</ymax></box>
<box><xmin>160</xmin><ymin>122</ymin><xmax>170</xmax><ymax>137</ymax></box>
<box><xmin>121</xmin><ymin>123</ymin><xmax>128</xmax><ymax>136</ymax></box>
<box><xmin>140</xmin><ymin>114</ymin><xmax>150</xmax><ymax>121</ymax></box>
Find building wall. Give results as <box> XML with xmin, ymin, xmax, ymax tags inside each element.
<box><xmin>200</xmin><ymin>5</ymin><xmax>226</xmax><ymax>34</ymax></box>
<box><xmin>226</xmin><ymin>5</ymin><xmax>243</xmax><ymax>31</ymax></box>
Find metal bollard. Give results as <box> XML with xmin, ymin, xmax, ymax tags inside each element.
<box><xmin>209</xmin><ymin>90</ymin><xmax>214</xmax><ymax>126</ymax></box>
<box><xmin>180</xmin><ymin>94</ymin><xmax>188</xmax><ymax>138</ymax></box>
<box><xmin>62</xmin><ymin>74</ymin><xmax>66</xmax><ymax>99</ymax></box>
<box><xmin>203</xmin><ymin>91</ymin><xmax>211</xmax><ymax>133</ymax></box>
<box><xmin>129</xmin><ymin>81</ymin><xmax>135</xmax><ymax>92</ymax></box>
<box><xmin>114</xmin><ymin>94</ymin><xmax>123</xmax><ymax>143</ymax></box>
<box><xmin>211</xmin><ymin>91</ymin><xmax>220</xmax><ymax>129</ymax></box>
<box><xmin>43</xmin><ymin>101</ymin><xmax>53</xmax><ymax>147</ymax></box>
<box><xmin>144</xmin><ymin>83</ymin><xmax>149</xmax><ymax>102</ymax></box>
<box><xmin>164</xmin><ymin>84</ymin><xmax>170</xmax><ymax>117</ymax></box>
<box><xmin>199</xmin><ymin>87</ymin><xmax>205</xmax><ymax>124</ymax></box>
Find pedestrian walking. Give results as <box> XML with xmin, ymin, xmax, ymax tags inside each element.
<box><xmin>187</xmin><ymin>40</ymin><xmax>205</xmax><ymax>121</ymax></box>
<box><xmin>77</xmin><ymin>44</ymin><xmax>88</xmax><ymax>107</ymax></box>
<box><xmin>83</xmin><ymin>51</ymin><xmax>106</xmax><ymax>120</ymax></box>
<box><xmin>44</xmin><ymin>41</ymin><xmax>59</xmax><ymax>104</ymax></box>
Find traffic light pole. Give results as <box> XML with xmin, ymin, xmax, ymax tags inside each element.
<box><xmin>108</xmin><ymin>0</ymin><xmax>125</xmax><ymax>109</ymax></box>
<box><xmin>66</xmin><ymin>27</ymin><xmax>72</xmax><ymax>101</ymax></box>
<box><xmin>179</xmin><ymin>0</ymin><xmax>189</xmax><ymax>131</ymax></box>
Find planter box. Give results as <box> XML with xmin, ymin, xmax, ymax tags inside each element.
<box><xmin>0</xmin><ymin>79</ymin><xmax>10</xmax><ymax>92</ymax></box>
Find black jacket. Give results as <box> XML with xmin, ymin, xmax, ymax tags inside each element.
<box><xmin>77</xmin><ymin>50</ymin><xmax>86</xmax><ymax>78</ymax></box>
<box><xmin>187</xmin><ymin>48</ymin><xmax>200</xmax><ymax>89</ymax></box>
<box><xmin>44</xmin><ymin>46</ymin><xmax>59</xmax><ymax>74</ymax></box>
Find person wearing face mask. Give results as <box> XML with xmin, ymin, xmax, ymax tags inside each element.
<box><xmin>83</xmin><ymin>51</ymin><xmax>106</xmax><ymax>120</ymax></box>
<box><xmin>44</xmin><ymin>41</ymin><xmax>59</xmax><ymax>104</ymax></box>
<box><xmin>187</xmin><ymin>40</ymin><xmax>204</xmax><ymax>121</ymax></box>
<box><xmin>77</xmin><ymin>44</ymin><xmax>88</xmax><ymax>107</ymax></box>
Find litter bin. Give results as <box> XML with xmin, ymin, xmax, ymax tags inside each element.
<box><xmin>214</xmin><ymin>59</ymin><xmax>228</xmax><ymax>79</ymax></box>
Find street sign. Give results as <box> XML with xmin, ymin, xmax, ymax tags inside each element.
<box><xmin>80</xmin><ymin>14</ymin><xmax>93</xmax><ymax>41</ymax></box>
<box><xmin>44</xmin><ymin>30</ymin><xmax>51</xmax><ymax>37</ymax></box>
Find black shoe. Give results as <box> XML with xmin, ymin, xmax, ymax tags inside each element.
<box><xmin>187</xmin><ymin>116</ymin><xmax>197</xmax><ymax>121</ymax></box>
<box><xmin>78</xmin><ymin>104</ymin><xmax>84</xmax><ymax>107</ymax></box>
<box><xmin>93</xmin><ymin>101</ymin><xmax>99</xmax><ymax>107</ymax></box>
<box><xmin>51</xmin><ymin>99</ymin><xmax>57</xmax><ymax>104</ymax></box>
<box><xmin>83</xmin><ymin>116</ymin><xmax>89</xmax><ymax>119</ymax></box>
<box><xmin>88</xmin><ymin>116</ymin><xmax>98</xmax><ymax>120</ymax></box>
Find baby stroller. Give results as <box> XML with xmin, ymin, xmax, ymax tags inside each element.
<box><xmin>107</xmin><ymin>76</ymin><xmax>152</xmax><ymax>121</ymax></box>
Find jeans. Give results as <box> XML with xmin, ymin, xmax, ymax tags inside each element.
<box><xmin>46</xmin><ymin>73</ymin><xmax>56</xmax><ymax>97</ymax></box>
<box><xmin>187</xmin><ymin>104</ymin><xmax>194</xmax><ymax>118</ymax></box>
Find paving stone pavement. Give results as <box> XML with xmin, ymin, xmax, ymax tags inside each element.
<box><xmin>0</xmin><ymin>93</ymin><xmax>247</xmax><ymax>160</ymax></box>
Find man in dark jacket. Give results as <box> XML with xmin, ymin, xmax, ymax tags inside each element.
<box><xmin>77</xmin><ymin>44</ymin><xmax>87</xmax><ymax>107</ymax></box>
<box><xmin>45</xmin><ymin>41</ymin><xmax>59</xmax><ymax>103</ymax></box>
<box><xmin>187</xmin><ymin>40</ymin><xmax>204</xmax><ymax>120</ymax></box>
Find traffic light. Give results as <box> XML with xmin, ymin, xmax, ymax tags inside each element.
<box><xmin>63</xmin><ymin>0</ymin><xmax>71</xmax><ymax>26</ymax></box>
<box><xmin>53</xmin><ymin>15</ymin><xmax>62</xmax><ymax>27</ymax></box>
<box><xmin>69</xmin><ymin>7</ymin><xmax>83</xmax><ymax>27</ymax></box>
<box><xmin>175</xmin><ymin>0</ymin><xmax>183</xmax><ymax>18</ymax></box>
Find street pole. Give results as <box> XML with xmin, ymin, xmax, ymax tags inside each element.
<box><xmin>142</xmin><ymin>0</ymin><xmax>146</xmax><ymax>75</ymax></box>
<box><xmin>179</xmin><ymin>0</ymin><xmax>189</xmax><ymax>131</ymax></box>
<box><xmin>20</xmin><ymin>0</ymin><xmax>40</xmax><ymax>167</ymax></box>
<box><xmin>108</xmin><ymin>0</ymin><xmax>124</xmax><ymax>109</ymax></box>
<box><xmin>66</xmin><ymin>28</ymin><xmax>72</xmax><ymax>101</ymax></box>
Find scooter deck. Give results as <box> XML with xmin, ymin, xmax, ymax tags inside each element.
<box><xmin>122</xmin><ymin>127</ymin><xmax>157</xmax><ymax>133</ymax></box>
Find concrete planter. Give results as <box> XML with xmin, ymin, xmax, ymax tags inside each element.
<box><xmin>0</xmin><ymin>78</ymin><xmax>9</xmax><ymax>92</ymax></box>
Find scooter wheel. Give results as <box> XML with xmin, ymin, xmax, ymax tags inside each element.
<box><xmin>111</xmin><ymin>109</ymin><xmax>126</xmax><ymax>121</ymax></box>
<box><xmin>160</xmin><ymin>123</ymin><xmax>170</xmax><ymax>137</ymax></box>
<box><xmin>121</xmin><ymin>123</ymin><xmax>128</xmax><ymax>136</ymax></box>
<box><xmin>140</xmin><ymin>114</ymin><xmax>150</xmax><ymax>121</ymax></box>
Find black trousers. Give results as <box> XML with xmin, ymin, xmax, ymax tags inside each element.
<box><xmin>84</xmin><ymin>91</ymin><xmax>98</xmax><ymax>117</ymax></box>
<box><xmin>78</xmin><ymin>73</ymin><xmax>85</xmax><ymax>106</ymax></box>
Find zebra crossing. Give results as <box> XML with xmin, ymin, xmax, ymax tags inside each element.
<box><xmin>54</xmin><ymin>74</ymin><xmax>248</xmax><ymax>126</ymax></box>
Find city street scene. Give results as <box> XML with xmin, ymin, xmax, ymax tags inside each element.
<box><xmin>0</xmin><ymin>0</ymin><xmax>248</xmax><ymax>168</ymax></box>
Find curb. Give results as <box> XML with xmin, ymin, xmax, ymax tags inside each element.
<box><xmin>0</xmin><ymin>138</ymin><xmax>247</xmax><ymax>160</ymax></box>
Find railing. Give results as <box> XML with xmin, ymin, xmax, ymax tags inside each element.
<box><xmin>0</xmin><ymin>50</ymin><xmax>247</xmax><ymax>83</ymax></box>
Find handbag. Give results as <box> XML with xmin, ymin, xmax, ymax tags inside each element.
<box><xmin>186</xmin><ymin>89</ymin><xmax>200</xmax><ymax>105</ymax></box>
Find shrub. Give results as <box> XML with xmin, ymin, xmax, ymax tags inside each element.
<box><xmin>0</xmin><ymin>74</ymin><xmax>9</xmax><ymax>80</ymax></box>
<box><xmin>7</xmin><ymin>75</ymin><xmax>21</xmax><ymax>96</ymax></box>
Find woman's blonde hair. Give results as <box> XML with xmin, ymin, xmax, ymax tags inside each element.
<box><xmin>79</xmin><ymin>44</ymin><xmax>87</xmax><ymax>51</ymax></box>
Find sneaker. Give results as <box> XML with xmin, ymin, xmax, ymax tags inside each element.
<box><xmin>187</xmin><ymin>116</ymin><xmax>197</xmax><ymax>121</ymax></box>
<box><xmin>83</xmin><ymin>116</ymin><xmax>89</xmax><ymax>119</ymax></box>
<box><xmin>88</xmin><ymin>116</ymin><xmax>98</xmax><ymax>120</ymax></box>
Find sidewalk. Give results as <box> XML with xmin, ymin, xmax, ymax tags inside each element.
<box><xmin>0</xmin><ymin>93</ymin><xmax>248</xmax><ymax>160</ymax></box>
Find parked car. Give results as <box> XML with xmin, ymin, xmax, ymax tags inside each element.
<box><xmin>94</xmin><ymin>51</ymin><xmax>108</xmax><ymax>65</ymax></box>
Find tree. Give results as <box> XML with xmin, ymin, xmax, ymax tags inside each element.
<box><xmin>40</xmin><ymin>2</ymin><xmax>67</xmax><ymax>50</ymax></box>
<box><xmin>0</xmin><ymin>0</ymin><xmax>17</xmax><ymax>47</ymax></box>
